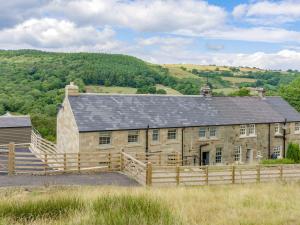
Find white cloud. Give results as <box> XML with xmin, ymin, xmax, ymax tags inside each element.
<box><xmin>0</xmin><ymin>18</ymin><xmax>121</xmax><ymax>52</ymax></box>
<box><xmin>46</xmin><ymin>0</ymin><xmax>227</xmax><ymax>33</ymax></box>
<box><xmin>233</xmin><ymin>1</ymin><xmax>300</xmax><ymax>25</ymax></box>
<box><xmin>133</xmin><ymin>48</ymin><xmax>300</xmax><ymax>71</ymax></box>
<box><xmin>201</xmin><ymin>27</ymin><xmax>300</xmax><ymax>43</ymax></box>
<box><xmin>137</xmin><ymin>36</ymin><xmax>193</xmax><ymax>46</ymax></box>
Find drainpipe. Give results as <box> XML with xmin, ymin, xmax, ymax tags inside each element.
<box><xmin>181</xmin><ymin>128</ymin><xmax>185</xmax><ymax>166</ymax></box>
<box><xmin>199</xmin><ymin>143</ymin><xmax>209</xmax><ymax>166</ymax></box>
<box><xmin>146</xmin><ymin>125</ymin><xmax>149</xmax><ymax>153</ymax></box>
<box><xmin>268</xmin><ymin>123</ymin><xmax>271</xmax><ymax>159</ymax></box>
<box><xmin>283</xmin><ymin>119</ymin><xmax>287</xmax><ymax>158</ymax></box>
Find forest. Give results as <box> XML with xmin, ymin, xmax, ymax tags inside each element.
<box><xmin>0</xmin><ymin>50</ymin><xmax>299</xmax><ymax>140</ymax></box>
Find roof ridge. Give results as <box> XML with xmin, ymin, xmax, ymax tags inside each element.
<box><xmin>76</xmin><ymin>93</ymin><xmax>277</xmax><ymax>99</ymax></box>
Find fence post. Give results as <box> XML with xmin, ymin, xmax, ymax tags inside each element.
<box><xmin>108</xmin><ymin>152</ymin><xmax>112</xmax><ymax>171</ymax></box>
<box><xmin>44</xmin><ymin>153</ymin><xmax>48</xmax><ymax>175</ymax></box>
<box><xmin>256</xmin><ymin>165</ymin><xmax>261</xmax><ymax>183</ymax></box>
<box><xmin>232</xmin><ymin>165</ymin><xmax>236</xmax><ymax>184</ymax></box>
<box><xmin>78</xmin><ymin>153</ymin><xmax>81</xmax><ymax>173</ymax></box>
<box><xmin>159</xmin><ymin>152</ymin><xmax>162</xmax><ymax>166</ymax></box>
<box><xmin>120</xmin><ymin>149</ymin><xmax>124</xmax><ymax>171</ymax></box>
<box><xmin>64</xmin><ymin>153</ymin><xmax>67</xmax><ymax>172</ymax></box>
<box><xmin>176</xmin><ymin>165</ymin><xmax>180</xmax><ymax>185</ymax></box>
<box><xmin>279</xmin><ymin>165</ymin><xmax>283</xmax><ymax>181</ymax></box>
<box><xmin>146</xmin><ymin>162</ymin><xmax>152</xmax><ymax>186</ymax></box>
<box><xmin>205</xmin><ymin>165</ymin><xmax>209</xmax><ymax>185</ymax></box>
<box><xmin>176</xmin><ymin>152</ymin><xmax>180</xmax><ymax>166</ymax></box>
<box><xmin>8</xmin><ymin>142</ymin><xmax>15</xmax><ymax>176</ymax></box>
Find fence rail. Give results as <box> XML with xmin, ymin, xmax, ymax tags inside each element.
<box><xmin>2</xmin><ymin>143</ymin><xmax>121</xmax><ymax>175</ymax></box>
<box><xmin>121</xmin><ymin>151</ymin><xmax>148</xmax><ymax>185</ymax></box>
<box><xmin>149</xmin><ymin>164</ymin><xmax>300</xmax><ymax>186</ymax></box>
<box><xmin>2</xmin><ymin>143</ymin><xmax>300</xmax><ymax>187</ymax></box>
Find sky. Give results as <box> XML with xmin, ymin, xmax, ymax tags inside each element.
<box><xmin>1</xmin><ymin>0</ymin><xmax>300</xmax><ymax>70</ymax></box>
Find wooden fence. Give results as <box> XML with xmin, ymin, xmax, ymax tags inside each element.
<box><xmin>134</xmin><ymin>151</ymin><xmax>182</xmax><ymax>166</ymax></box>
<box><xmin>2</xmin><ymin>143</ymin><xmax>300</xmax><ymax>187</ymax></box>
<box><xmin>31</xmin><ymin>130</ymin><xmax>57</xmax><ymax>154</ymax></box>
<box><xmin>1</xmin><ymin>142</ymin><xmax>121</xmax><ymax>175</ymax></box>
<box><xmin>121</xmin><ymin>151</ymin><xmax>148</xmax><ymax>185</ymax></box>
<box><xmin>149</xmin><ymin>164</ymin><xmax>300</xmax><ymax>186</ymax></box>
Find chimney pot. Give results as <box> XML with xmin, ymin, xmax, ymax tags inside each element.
<box><xmin>66</xmin><ymin>82</ymin><xmax>79</xmax><ymax>96</ymax></box>
<box><xmin>256</xmin><ymin>87</ymin><xmax>265</xmax><ymax>99</ymax></box>
<box><xmin>200</xmin><ymin>85</ymin><xmax>212</xmax><ymax>97</ymax></box>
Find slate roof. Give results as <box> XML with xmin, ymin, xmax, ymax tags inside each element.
<box><xmin>68</xmin><ymin>94</ymin><xmax>300</xmax><ymax>132</ymax></box>
<box><xmin>0</xmin><ymin>114</ymin><xmax>32</xmax><ymax>128</ymax></box>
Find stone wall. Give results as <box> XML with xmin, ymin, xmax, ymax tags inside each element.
<box><xmin>57</xmin><ymin>98</ymin><xmax>79</xmax><ymax>153</ymax></box>
<box><xmin>76</xmin><ymin>122</ymin><xmax>300</xmax><ymax>165</ymax></box>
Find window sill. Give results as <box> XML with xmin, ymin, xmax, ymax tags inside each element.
<box><xmin>239</xmin><ymin>135</ymin><xmax>257</xmax><ymax>139</ymax></box>
<box><xmin>199</xmin><ymin>137</ymin><xmax>218</xmax><ymax>141</ymax></box>
<box><xmin>294</xmin><ymin>132</ymin><xmax>300</xmax><ymax>135</ymax></box>
<box><xmin>274</xmin><ymin>133</ymin><xmax>283</xmax><ymax>137</ymax></box>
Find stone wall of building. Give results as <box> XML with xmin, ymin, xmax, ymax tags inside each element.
<box><xmin>57</xmin><ymin>98</ymin><xmax>79</xmax><ymax>153</ymax></box>
<box><xmin>76</xmin><ymin>122</ymin><xmax>300</xmax><ymax>165</ymax></box>
<box><xmin>79</xmin><ymin>128</ymin><xmax>183</xmax><ymax>154</ymax></box>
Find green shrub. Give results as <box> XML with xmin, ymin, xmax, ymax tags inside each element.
<box><xmin>287</xmin><ymin>143</ymin><xmax>300</xmax><ymax>163</ymax></box>
<box><xmin>91</xmin><ymin>195</ymin><xmax>179</xmax><ymax>225</ymax></box>
<box><xmin>0</xmin><ymin>197</ymin><xmax>83</xmax><ymax>221</ymax></box>
<box><xmin>261</xmin><ymin>158</ymin><xmax>295</xmax><ymax>165</ymax></box>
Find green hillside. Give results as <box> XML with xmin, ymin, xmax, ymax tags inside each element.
<box><xmin>0</xmin><ymin>50</ymin><xmax>199</xmax><ymax>140</ymax></box>
<box><xmin>1</xmin><ymin>50</ymin><xmax>300</xmax><ymax>140</ymax></box>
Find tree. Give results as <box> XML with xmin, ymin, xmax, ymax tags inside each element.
<box><xmin>280</xmin><ymin>78</ymin><xmax>300</xmax><ymax>111</ymax></box>
<box><xmin>229</xmin><ymin>88</ymin><xmax>251</xmax><ymax>97</ymax></box>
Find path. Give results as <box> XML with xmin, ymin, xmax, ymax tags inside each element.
<box><xmin>0</xmin><ymin>172</ymin><xmax>139</xmax><ymax>187</ymax></box>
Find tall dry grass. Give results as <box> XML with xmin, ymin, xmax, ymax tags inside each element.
<box><xmin>0</xmin><ymin>182</ymin><xmax>300</xmax><ymax>225</ymax></box>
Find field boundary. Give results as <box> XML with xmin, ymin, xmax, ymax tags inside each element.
<box><xmin>2</xmin><ymin>144</ymin><xmax>300</xmax><ymax>187</ymax></box>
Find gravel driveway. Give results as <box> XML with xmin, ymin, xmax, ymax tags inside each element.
<box><xmin>0</xmin><ymin>172</ymin><xmax>140</xmax><ymax>187</ymax></box>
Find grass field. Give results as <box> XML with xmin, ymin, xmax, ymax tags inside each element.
<box><xmin>85</xmin><ymin>85</ymin><xmax>181</xmax><ymax>95</ymax></box>
<box><xmin>1</xmin><ymin>183</ymin><xmax>300</xmax><ymax>225</ymax></box>
<box><xmin>156</xmin><ymin>84</ymin><xmax>182</xmax><ymax>95</ymax></box>
<box><xmin>214</xmin><ymin>88</ymin><xmax>237</xmax><ymax>94</ymax></box>
<box><xmin>222</xmin><ymin>77</ymin><xmax>256</xmax><ymax>84</ymax></box>
<box><xmin>85</xmin><ymin>86</ymin><xmax>138</xmax><ymax>94</ymax></box>
<box><xmin>162</xmin><ymin>65</ymin><xmax>202</xmax><ymax>79</ymax></box>
<box><xmin>164</xmin><ymin>64</ymin><xmax>262</xmax><ymax>72</ymax></box>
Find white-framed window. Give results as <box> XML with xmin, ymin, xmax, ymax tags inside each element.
<box><xmin>248</xmin><ymin>124</ymin><xmax>256</xmax><ymax>136</ymax></box>
<box><xmin>273</xmin><ymin>146</ymin><xmax>282</xmax><ymax>158</ymax></box>
<box><xmin>167</xmin><ymin>129</ymin><xmax>177</xmax><ymax>140</ymax></box>
<box><xmin>199</xmin><ymin>127</ymin><xmax>206</xmax><ymax>139</ymax></box>
<box><xmin>152</xmin><ymin>129</ymin><xmax>159</xmax><ymax>142</ymax></box>
<box><xmin>275</xmin><ymin>123</ymin><xmax>282</xmax><ymax>135</ymax></box>
<box><xmin>209</xmin><ymin>127</ymin><xmax>217</xmax><ymax>138</ymax></box>
<box><xmin>240</xmin><ymin>125</ymin><xmax>246</xmax><ymax>136</ymax></box>
<box><xmin>99</xmin><ymin>132</ymin><xmax>111</xmax><ymax>145</ymax></box>
<box><xmin>234</xmin><ymin>146</ymin><xmax>242</xmax><ymax>162</ymax></box>
<box><xmin>215</xmin><ymin>147</ymin><xmax>222</xmax><ymax>163</ymax></box>
<box><xmin>295</xmin><ymin>122</ymin><xmax>300</xmax><ymax>134</ymax></box>
<box><xmin>128</xmin><ymin>130</ymin><xmax>139</xmax><ymax>143</ymax></box>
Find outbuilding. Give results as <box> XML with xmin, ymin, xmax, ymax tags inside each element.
<box><xmin>0</xmin><ymin>112</ymin><xmax>32</xmax><ymax>145</ymax></box>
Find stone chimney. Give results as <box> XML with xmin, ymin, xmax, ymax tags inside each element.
<box><xmin>65</xmin><ymin>82</ymin><xmax>79</xmax><ymax>96</ymax></box>
<box><xmin>256</xmin><ymin>87</ymin><xmax>265</xmax><ymax>99</ymax></box>
<box><xmin>200</xmin><ymin>85</ymin><xmax>212</xmax><ymax>97</ymax></box>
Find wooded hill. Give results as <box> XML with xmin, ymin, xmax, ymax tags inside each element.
<box><xmin>0</xmin><ymin>50</ymin><xmax>299</xmax><ymax>140</ymax></box>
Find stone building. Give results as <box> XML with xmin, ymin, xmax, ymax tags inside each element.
<box><xmin>0</xmin><ymin>112</ymin><xmax>32</xmax><ymax>145</ymax></box>
<box><xmin>57</xmin><ymin>83</ymin><xmax>300</xmax><ymax>165</ymax></box>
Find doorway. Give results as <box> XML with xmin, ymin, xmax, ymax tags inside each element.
<box><xmin>246</xmin><ymin>149</ymin><xmax>253</xmax><ymax>163</ymax></box>
<box><xmin>202</xmin><ymin>151</ymin><xmax>210</xmax><ymax>165</ymax></box>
